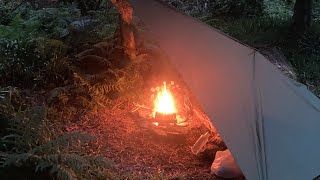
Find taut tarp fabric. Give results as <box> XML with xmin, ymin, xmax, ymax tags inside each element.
<box><xmin>128</xmin><ymin>0</ymin><xmax>320</xmax><ymax>179</ymax></box>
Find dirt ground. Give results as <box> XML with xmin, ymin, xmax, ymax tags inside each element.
<box><xmin>62</xmin><ymin>94</ymin><xmax>244</xmax><ymax>180</ymax></box>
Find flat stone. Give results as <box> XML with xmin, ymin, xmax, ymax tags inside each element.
<box><xmin>150</xmin><ymin>124</ymin><xmax>187</xmax><ymax>144</ymax></box>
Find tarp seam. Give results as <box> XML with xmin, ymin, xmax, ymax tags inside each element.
<box><xmin>252</xmin><ymin>51</ymin><xmax>263</xmax><ymax>180</ymax></box>
<box><xmin>252</xmin><ymin>51</ymin><xmax>268</xmax><ymax>180</ymax></box>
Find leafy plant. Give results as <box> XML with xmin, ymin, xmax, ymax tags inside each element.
<box><xmin>0</xmin><ymin>1</ymin><xmax>118</xmax><ymax>87</ymax></box>
<box><xmin>206</xmin><ymin>0</ymin><xmax>320</xmax><ymax>96</ymax></box>
<box><xmin>263</xmin><ymin>0</ymin><xmax>293</xmax><ymax>18</ymax></box>
<box><xmin>0</xmin><ymin>86</ymin><xmax>26</xmax><ymax>114</ymax></box>
<box><xmin>0</xmin><ymin>105</ymin><xmax>115</xmax><ymax>179</ymax></box>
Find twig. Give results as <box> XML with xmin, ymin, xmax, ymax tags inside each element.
<box><xmin>131</xmin><ymin>102</ymin><xmax>151</xmax><ymax>113</ymax></box>
<box><xmin>112</xmin><ymin>100</ymin><xmax>124</xmax><ymax>110</ymax></box>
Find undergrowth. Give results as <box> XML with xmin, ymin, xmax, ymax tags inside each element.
<box><xmin>204</xmin><ymin>0</ymin><xmax>320</xmax><ymax>96</ymax></box>
<box><xmin>0</xmin><ymin>1</ymin><xmax>118</xmax><ymax>88</ymax></box>
<box><xmin>0</xmin><ymin>1</ymin><xmax>148</xmax><ymax>179</ymax></box>
<box><xmin>0</xmin><ymin>88</ymin><xmax>116</xmax><ymax>179</ymax></box>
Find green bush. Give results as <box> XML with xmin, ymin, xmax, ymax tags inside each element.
<box><xmin>0</xmin><ymin>2</ymin><xmax>117</xmax><ymax>88</ymax></box>
<box><xmin>263</xmin><ymin>0</ymin><xmax>293</xmax><ymax>18</ymax></box>
<box><xmin>206</xmin><ymin>1</ymin><xmax>320</xmax><ymax>96</ymax></box>
<box><xmin>207</xmin><ymin>0</ymin><xmax>264</xmax><ymax>16</ymax></box>
<box><xmin>0</xmin><ymin>105</ymin><xmax>115</xmax><ymax>179</ymax></box>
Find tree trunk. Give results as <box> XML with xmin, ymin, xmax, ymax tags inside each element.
<box><xmin>111</xmin><ymin>0</ymin><xmax>137</xmax><ymax>61</ymax></box>
<box><xmin>292</xmin><ymin>0</ymin><xmax>312</xmax><ymax>33</ymax></box>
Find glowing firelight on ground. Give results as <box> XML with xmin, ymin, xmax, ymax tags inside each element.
<box><xmin>154</xmin><ymin>81</ymin><xmax>176</xmax><ymax>114</ymax></box>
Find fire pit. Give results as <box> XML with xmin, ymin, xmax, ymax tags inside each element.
<box><xmin>152</xmin><ymin>81</ymin><xmax>179</xmax><ymax>124</ymax></box>
<box><xmin>132</xmin><ymin>81</ymin><xmax>190</xmax><ymax>143</ymax></box>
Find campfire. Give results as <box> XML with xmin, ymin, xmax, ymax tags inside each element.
<box><xmin>151</xmin><ymin>81</ymin><xmax>188</xmax><ymax>127</ymax></box>
<box><xmin>154</xmin><ymin>81</ymin><xmax>176</xmax><ymax>115</ymax></box>
<box><xmin>129</xmin><ymin>79</ymin><xmax>224</xmax><ymax>176</ymax></box>
<box><xmin>132</xmin><ymin>81</ymin><xmax>190</xmax><ymax>142</ymax></box>
<box><xmin>151</xmin><ymin>82</ymin><xmax>212</xmax><ymax>153</ymax></box>
<box><xmin>152</xmin><ymin>81</ymin><xmax>177</xmax><ymax>126</ymax></box>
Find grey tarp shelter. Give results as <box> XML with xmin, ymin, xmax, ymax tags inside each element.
<box><xmin>128</xmin><ymin>0</ymin><xmax>320</xmax><ymax>179</ymax></box>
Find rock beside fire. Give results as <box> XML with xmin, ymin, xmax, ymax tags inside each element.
<box><xmin>131</xmin><ymin>106</ymin><xmax>191</xmax><ymax>143</ymax></box>
<box><xmin>154</xmin><ymin>112</ymin><xmax>176</xmax><ymax>124</ymax></box>
<box><xmin>150</xmin><ymin>123</ymin><xmax>188</xmax><ymax>144</ymax></box>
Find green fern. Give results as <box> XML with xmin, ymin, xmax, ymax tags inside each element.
<box><xmin>73</xmin><ymin>72</ymin><xmax>119</xmax><ymax>104</ymax></box>
<box><xmin>2</xmin><ymin>131</ymin><xmax>113</xmax><ymax>179</ymax></box>
<box><xmin>77</xmin><ymin>55</ymin><xmax>113</xmax><ymax>67</ymax></box>
<box><xmin>0</xmin><ymin>104</ymin><xmax>114</xmax><ymax>179</ymax></box>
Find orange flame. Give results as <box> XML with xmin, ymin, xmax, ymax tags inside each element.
<box><xmin>154</xmin><ymin>82</ymin><xmax>176</xmax><ymax>114</ymax></box>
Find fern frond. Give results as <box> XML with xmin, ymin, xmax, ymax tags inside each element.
<box><xmin>38</xmin><ymin>154</ymin><xmax>89</xmax><ymax>174</ymax></box>
<box><xmin>75</xmin><ymin>46</ymin><xmax>108</xmax><ymax>58</ymax></box>
<box><xmin>4</xmin><ymin>106</ymin><xmax>55</xmax><ymax>151</ymax></box>
<box><xmin>77</xmin><ymin>55</ymin><xmax>112</xmax><ymax>68</ymax></box>
<box><xmin>84</xmin><ymin>71</ymin><xmax>116</xmax><ymax>84</ymax></box>
<box><xmin>60</xmin><ymin>154</ymin><xmax>89</xmax><ymax>173</ymax></box>
<box><xmin>74</xmin><ymin>96</ymin><xmax>92</xmax><ymax>108</ymax></box>
<box><xmin>1</xmin><ymin>130</ymin><xmax>110</xmax><ymax>179</ymax></box>
<box><xmin>89</xmin><ymin>155</ymin><xmax>113</xmax><ymax>169</ymax></box>
<box><xmin>3</xmin><ymin>153</ymin><xmax>40</xmax><ymax>167</ymax></box>
<box><xmin>73</xmin><ymin>71</ymin><xmax>120</xmax><ymax>105</ymax></box>
<box><xmin>35</xmin><ymin>159</ymin><xmax>52</xmax><ymax>172</ymax></box>
<box><xmin>92</xmin><ymin>83</ymin><xmax>119</xmax><ymax>95</ymax></box>
<box><xmin>52</xmin><ymin>164</ymin><xmax>76</xmax><ymax>180</ymax></box>
<box><xmin>31</xmin><ymin>132</ymin><xmax>96</xmax><ymax>154</ymax></box>
<box><xmin>73</xmin><ymin>72</ymin><xmax>91</xmax><ymax>88</ymax></box>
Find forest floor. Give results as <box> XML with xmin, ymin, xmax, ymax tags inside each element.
<box><xmin>68</xmin><ymin>99</ymin><xmax>222</xmax><ymax>179</ymax></box>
